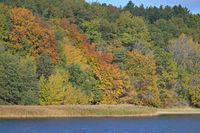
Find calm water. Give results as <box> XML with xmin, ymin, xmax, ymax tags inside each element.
<box><xmin>0</xmin><ymin>115</ymin><xmax>200</xmax><ymax>133</ymax></box>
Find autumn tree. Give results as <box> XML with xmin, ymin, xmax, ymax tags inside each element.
<box><xmin>81</xmin><ymin>43</ymin><xmax>128</xmax><ymax>104</ymax></box>
<box><xmin>59</xmin><ymin>18</ymin><xmax>88</xmax><ymax>45</ymax></box>
<box><xmin>189</xmin><ymin>86</ymin><xmax>200</xmax><ymax>107</ymax></box>
<box><xmin>189</xmin><ymin>75</ymin><xmax>200</xmax><ymax>107</ymax></box>
<box><xmin>10</xmin><ymin>7</ymin><xmax>58</xmax><ymax>63</ymax></box>
<box><xmin>124</xmin><ymin>50</ymin><xmax>161</xmax><ymax>107</ymax></box>
<box><xmin>168</xmin><ymin>34</ymin><xmax>200</xmax><ymax>72</ymax></box>
<box><xmin>63</xmin><ymin>44</ymin><xmax>88</xmax><ymax>70</ymax></box>
<box><xmin>39</xmin><ymin>68</ymin><xmax>90</xmax><ymax>105</ymax></box>
<box><xmin>39</xmin><ymin>69</ymin><xmax>67</xmax><ymax>105</ymax></box>
<box><xmin>64</xmin><ymin>86</ymin><xmax>90</xmax><ymax>105</ymax></box>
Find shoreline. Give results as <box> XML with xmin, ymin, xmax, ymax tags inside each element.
<box><xmin>0</xmin><ymin>105</ymin><xmax>200</xmax><ymax>119</ymax></box>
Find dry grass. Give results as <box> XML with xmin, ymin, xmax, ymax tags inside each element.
<box><xmin>0</xmin><ymin>105</ymin><xmax>157</xmax><ymax>118</ymax></box>
<box><xmin>158</xmin><ymin>107</ymin><xmax>200</xmax><ymax>115</ymax></box>
<box><xmin>0</xmin><ymin>105</ymin><xmax>200</xmax><ymax>118</ymax></box>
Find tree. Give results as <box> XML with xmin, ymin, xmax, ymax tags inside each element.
<box><xmin>63</xmin><ymin>44</ymin><xmax>88</xmax><ymax>70</ymax></box>
<box><xmin>81</xmin><ymin>43</ymin><xmax>128</xmax><ymax>104</ymax></box>
<box><xmin>153</xmin><ymin>48</ymin><xmax>178</xmax><ymax>107</ymax></box>
<box><xmin>0</xmin><ymin>4</ymin><xmax>11</xmax><ymax>49</ymax></box>
<box><xmin>115</xmin><ymin>11</ymin><xmax>151</xmax><ymax>47</ymax></box>
<box><xmin>160</xmin><ymin>89</ymin><xmax>177</xmax><ymax>108</ymax></box>
<box><xmin>10</xmin><ymin>7</ymin><xmax>58</xmax><ymax>63</ymax></box>
<box><xmin>39</xmin><ymin>69</ymin><xmax>67</xmax><ymax>105</ymax></box>
<box><xmin>189</xmin><ymin>86</ymin><xmax>200</xmax><ymax>107</ymax></box>
<box><xmin>174</xmin><ymin>66</ymin><xmax>191</xmax><ymax>105</ymax></box>
<box><xmin>150</xmin><ymin>19</ymin><xmax>179</xmax><ymax>49</ymax></box>
<box><xmin>124</xmin><ymin>1</ymin><xmax>135</xmax><ymax>12</ymax></box>
<box><xmin>0</xmin><ymin>52</ymin><xmax>38</xmax><ymax>104</ymax></box>
<box><xmin>168</xmin><ymin>34</ymin><xmax>200</xmax><ymax>72</ymax></box>
<box><xmin>64</xmin><ymin>86</ymin><xmax>90</xmax><ymax>105</ymax></box>
<box><xmin>124</xmin><ymin>50</ymin><xmax>161</xmax><ymax>107</ymax></box>
<box><xmin>19</xmin><ymin>57</ymin><xmax>39</xmax><ymax>105</ymax></box>
<box><xmin>0</xmin><ymin>52</ymin><xmax>21</xmax><ymax>104</ymax></box>
<box><xmin>68</xmin><ymin>65</ymin><xmax>100</xmax><ymax>104</ymax></box>
<box><xmin>81</xmin><ymin>19</ymin><xmax>103</xmax><ymax>44</ymax></box>
<box><xmin>59</xmin><ymin>18</ymin><xmax>88</xmax><ymax>45</ymax></box>
<box><xmin>154</xmin><ymin>48</ymin><xmax>177</xmax><ymax>90</ymax></box>
<box><xmin>39</xmin><ymin>68</ymin><xmax>90</xmax><ymax>105</ymax></box>
<box><xmin>185</xmin><ymin>14</ymin><xmax>200</xmax><ymax>43</ymax></box>
<box><xmin>36</xmin><ymin>53</ymin><xmax>54</xmax><ymax>79</ymax></box>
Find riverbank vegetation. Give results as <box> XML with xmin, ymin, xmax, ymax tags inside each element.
<box><xmin>0</xmin><ymin>0</ymin><xmax>199</xmax><ymax>108</ymax></box>
<box><xmin>0</xmin><ymin>105</ymin><xmax>200</xmax><ymax>118</ymax></box>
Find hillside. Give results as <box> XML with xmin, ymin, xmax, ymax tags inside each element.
<box><xmin>0</xmin><ymin>0</ymin><xmax>200</xmax><ymax>108</ymax></box>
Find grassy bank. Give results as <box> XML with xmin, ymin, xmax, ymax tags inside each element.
<box><xmin>0</xmin><ymin>105</ymin><xmax>199</xmax><ymax>118</ymax></box>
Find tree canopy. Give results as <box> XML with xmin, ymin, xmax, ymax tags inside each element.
<box><xmin>0</xmin><ymin>1</ymin><xmax>199</xmax><ymax>108</ymax></box>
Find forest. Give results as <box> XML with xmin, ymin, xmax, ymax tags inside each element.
<box><xmin>0</xmin><ymin>0</ymin><xmax>199</xmax><ymax>108</ymax></box>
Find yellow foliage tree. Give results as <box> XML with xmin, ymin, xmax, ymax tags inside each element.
<box><xmin>64</xmin><ymin>86</ymin><xmax>90</xmax><ymax>105</ymax></box>
<box><xmin>39</xmin><ymin>69</ymin><xmax>90</xmax><ymax>105</ymax></box>
<box><xmin>124</xmin><ymin>50</ymin><xmax>161</xmax><ymax>107</ymax></box>
<box><xmin>63</xmin><ymin>44</ymin><xmax>88</xmax><ymax>70</ymax></box>
<box><xmin>39</xmin><ymin>71</ymin><xmax>67</xmax><ymax>105</ymax></box>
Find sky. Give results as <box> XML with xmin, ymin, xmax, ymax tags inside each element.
<box><xmin>86</xmin><ymin>0</ymin><xmax>200</xmax><ymax>14</ymax></box>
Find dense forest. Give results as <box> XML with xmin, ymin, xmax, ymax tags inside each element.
<box><xmin>0</xmin><ymin>0</ymin><xmax>199</xmax><ymax>108</ymax></box>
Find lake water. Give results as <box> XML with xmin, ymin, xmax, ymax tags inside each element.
<box><xmin>0</xmin><ymin>115</ymin><xmax>200</xmax><ymax>133</ymax></box>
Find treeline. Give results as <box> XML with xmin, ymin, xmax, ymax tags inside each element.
<box><xmin>0</xmin><ymin>0</ymin><xmax>199</xmax><ymax>108</ymax></box>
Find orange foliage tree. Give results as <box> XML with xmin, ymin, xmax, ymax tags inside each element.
<box><xmin>53</xmin><ymin>17</ymin><xmax>131</xmax><ymax>104</ymax></box>
<box><xmin>80</xmin><ymin>43</ymin><xmax>129</xmax><ymax>104</ymax></box>
<box><xmin>59</xmin><ymin>18</ymin><xmax>88</xmax><ymax>45</ymax></box>
<box><xmin>10</xmin><ymin>8</ymin><xmax>58</xmax><ymax>63</ymax></box>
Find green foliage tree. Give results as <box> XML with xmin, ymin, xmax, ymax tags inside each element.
<box><xmin>115</xmin><ymin>11</ymin><xmax>151</xmax><ymax>47</ymax></box>
<box><xmin>174</xmin><ymin>67</ymin><xmax>191</xmax><ymax>105</ymax></box>
<box><xmin>81</xmin><ymin>19</ymin><xmax>103</xmax><ymax>44</ymax></box>
<box><xmin>68</xmin><ymin>65</ymin><xmax>100</xmax><ymax>104</ymax></box>
<box><xmin>154</xmin><ymin>48</ymin><xmax>177</xmax><ymax>90</ymax></box>
<box><xmin>185</xmin><ymin>14</ymin><xmax>200</xmax><ymax>43</ymax></box>
<box><xmin>36</xmin><ymin>53</ymin><xmax>54</xmax><ymax>79</ymax></box>
<box><xmin>0</xmin><ymin>4</ymin><xmax>11</xmax><ymax>48</ymax></box>
<box><xmin>150</xmin><ymin>19</ymin><xmax>179</xmax><ymax>49</ymax></box>
<box><xmin>0</xmin><ymin>52</ymin><xmax>38</xmax><ymax>104</ymax></box>
<box><xmin>19</xmin><ymin>57</ymin><xmax>39</xmax><ymax>105</ymax></box>
<box><xmin>124</xmin><ymin>1</ymin><xmax>190</xmax><ymax>23</ymax></box>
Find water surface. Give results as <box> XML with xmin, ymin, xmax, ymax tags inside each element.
<box><xmin>0</xmin><ymin>115</ymin><xmax>200</xmax><ymax>133</ymax></box>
